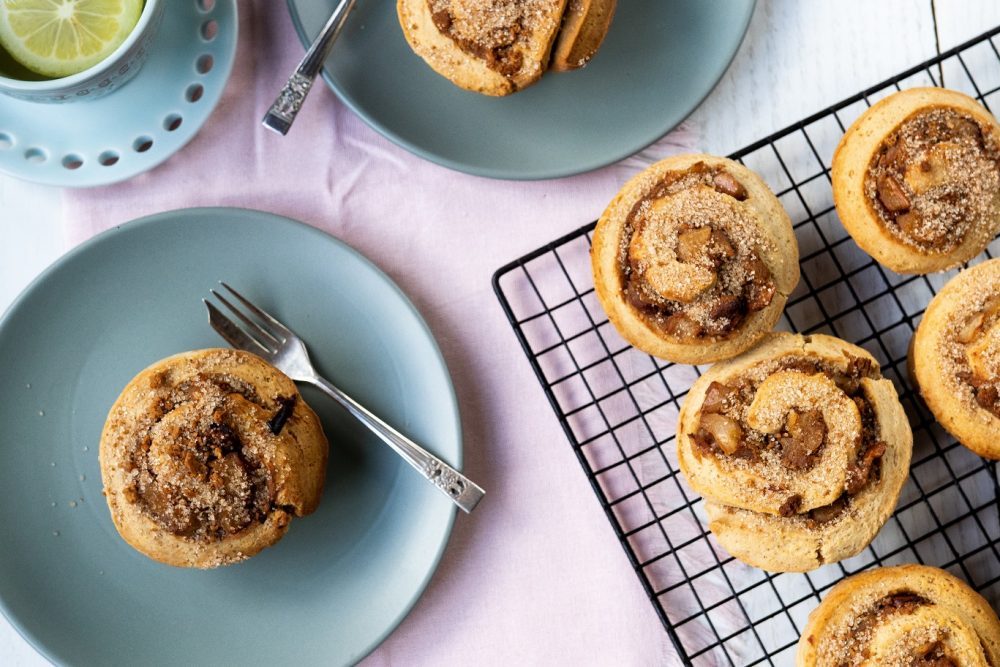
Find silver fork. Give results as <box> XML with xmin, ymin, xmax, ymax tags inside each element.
<box><xmin>204</xmin><ymin>283</ymin><xmax>485</xmax><ymax>513</ymax></box>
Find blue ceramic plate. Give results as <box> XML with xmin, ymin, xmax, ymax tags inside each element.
<box><xmin>0</xmin><ymin>208</ymin><xmax>460</xmax><ymax>665</ymax></box>
<box><xmin>286</xmin><ymin>0</ymin><xmax>755</xmax><ymax>180</ymax></box>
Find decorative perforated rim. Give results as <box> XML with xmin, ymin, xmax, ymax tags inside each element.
<box><xmin>0</xmin><ymin>0</ymin><xmax>237</xmax><ymax>187</ymax></box>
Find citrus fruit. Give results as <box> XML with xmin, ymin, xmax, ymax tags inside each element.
<box><xmin>0</xmin><ymin>0</ymin><xmax>144</xmax><ymax>79</ymax></box>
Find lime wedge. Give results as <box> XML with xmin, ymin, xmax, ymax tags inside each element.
<box><xmin>0</xmin><ymin>0</ymin><xmax>144</xmax><ymax>78</ymax></box>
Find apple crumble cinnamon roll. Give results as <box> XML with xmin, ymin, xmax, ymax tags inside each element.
<box><xmin>797</xmin><ymin>564</ymin><xmax>1000</xmax><ymax>667</ymax></box>
<box><xmin>99</xmin><ymin>349</ymin><xmax>329</xmax><ymax>568</ymax></box>
<box><xmin>676</xmin><ymin>333</ymin><xmax>912</xmax><ymax>572</ymax></box>
<box><xmin>832</xmin><ymin>87</ymin><xmax>1000</xmax><ymax>274</ymax></box>
<box><xmin>397</xmin><ymin>0</ymin><xmax>568</xmax><ymax>95</ymax></box>
<box><xmin>591</xmin><ymin>154</ymin><xmax>799</xmax><ymax>364</ymax></box>
<box><xmin>911</xmin><ymin>258</ymin><xmax>1000</xmax><ymax>459</ymax></box>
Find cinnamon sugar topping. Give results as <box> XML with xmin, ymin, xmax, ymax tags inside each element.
<box><xmin>617</xmin><ymin>163</ymin><xmax>780</xmax><ymax>341</ymax></box>
<box><xmin>691</xmin><ymin>349</ymin><xmax>886</xmax><ymax>524</ymax></box>
<box><xmin>815</xmin><ymin>591</ymin><xmax>975</xmax><ymax>667</ymax></box>
<box><xmin>821</xmin><ymin>591</ymin><xmax>934</xmax><ymax>666</ymax></box>
<box><xmin>865</xmin><ymin>106</ymin><xmax>1000</xmax><ymax>253</ymax></box>
<box><xmin>104</xmin><ymin>362</ymin><xmax>287</xmax><ymax>542</ymax></box>
<box><xmin>428</xmin><ymin>0</ymin><xmax>553</xmax><ymax>77</ymax></box>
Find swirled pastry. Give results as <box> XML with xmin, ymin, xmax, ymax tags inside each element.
<box><xmin>99</xmin><ymin>349</ymin><xmax>329</xmax><ymax>568</ymax></box>
<box><xmin>549</xmin><ymin>0</ymin><xmax>616</xmax><ymax>71</ymax></box>
<box><xmin>832</xmin><ymin>87</ymin><xmax>1000</xmax><ymax>274</ymax></box>
<box><xmin>592</xmin><ymin>154</ymin><xmax>799</xmax><ymax>364</ymax></box>
<box><xmin>911</xmin><ymin>258</ymin><xmax>1000</xmax><ymax>459</ymax></box>
<box><xmin>676</xmin><ymin>333</ymin><xmax>912</xmax><ymax>572</ymax></box>
<box><xmin>797</xmin><ymin>564</ymin><xmax>1000</xmax><ymax>666</ymax></box>
<box><xmin>397</xmin><ymin>0</ymin><xmax>568</xmax><ymax>96</ymax></box>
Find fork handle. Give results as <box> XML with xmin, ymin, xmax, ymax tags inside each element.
<box><xmin>309</xmin><ymin>376</ymin><xmax>485</xmax><ymax>513</ymax></box>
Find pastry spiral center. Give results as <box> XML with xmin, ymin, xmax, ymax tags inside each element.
<box><xmin>125</xmin><ymin>374</ymin><xmax>276</xmax><ymax>541</ymax></box>
<box><xmin>689</xmin><ymin>355</ymin><xmax>885</xmax><ymax>520</ymax></box>
<box><xmin>620</xmin><ymin>165</ymin><xmax>777</xmax><ymax>341</ymax></box>
<box><xmin>865</xmin><ymin>106</ymin><xmax>1000</xmax><ymax>251</ymax></box>
<box><xmin>744</xmin><ymin>371</ymin><xmax>861</xmax><ymax>512</ymax></box>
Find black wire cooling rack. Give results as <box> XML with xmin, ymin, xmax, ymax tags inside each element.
<box><xmin>493</xmin><ymin>26</ymin><xmax>1000</xmax><ymax>667</ymax></box>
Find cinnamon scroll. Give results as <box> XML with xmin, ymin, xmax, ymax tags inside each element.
<box><xmin>591</xmin><ymin>154</ymin><xmax>799</xmax><ymax>364</ymax></box>
<box><xmin>397</xmin><ymin>0</ymin><xmax>569</xmax><ymax>96</ymax></box>
<box><xmin>676</xmin><ymin>333</ymin><xmax>912</xmax><ymax>572</ymax></box>
<box><xmin>796</xmin><ymin>564</ymin><xmax>1000</xmax><ymax>666</ymax></box>
<box><xmin>832</xmin><ymin>87</ymin><xmax>1000</xmax><ymax>274</ymax></box>
<box><xmin>99</xmin><ymin>349</ymin><xmax>329</xmax><ymax>568</ymax></box>
<box><xmin>911</xmin><ymin>258</ymin><xmax>1000</xmax><ymax>459</ymax></box>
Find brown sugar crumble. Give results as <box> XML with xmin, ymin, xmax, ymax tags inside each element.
<box><xmin>616</xmin><ymin>162</ymin><xmax>779</xmax><ymax>342</ymax></box>
<box><xmin>108</xmin><ymin>369</ymin><xmax>288</xmax><ymax>542</ymax></box>
<box><xmin>428</xmin><ymin>0</ymin><xmax>553</xmax><ymax>77</ymax></box>
<box><xmin>864</xmin><ymin>106</ymin><xmax>1000</xmax><ymax>253</ymax></box>
<box><xmin>691</xmin><ymin>352</ymin><xmax>886</xmax><ymax>525</ymax></box>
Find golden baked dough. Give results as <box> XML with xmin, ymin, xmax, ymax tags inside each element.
<box><xmin>676</xmin><ymin>333</ymin><xmax>912</xmax><ymax>572</ymax></box>
<box><xmin>832</xmin><ymin>87</ymin><xmax>1000</xmax><ymax>274</ymax></box>
<box><xmin>797</xmin><ymin>564</ymin><xmax>1000</xmax><ymax>666</ymax></box>
<box><xmin>99</xmin><ymin>349</ymin><xmax>329</xmax><ymax>568</ymax></box>
<box><xmin>591</xmin><ymin>154</ymin><xmax>799</xmax><ymax>365</ymax></box>
<box><xmin>549</xmin><ymin>0</ymin><xmax>616</xmax><ymax>71</ymax></box>
<box><xmin>397</xmin><ymin>0</ymin><xmax>567</xmax><ymax>96</ymax></box>
<box><xmin>911</xmin><ymin>258</ymin><xmax>1000</xmax><ymax>459</ymax></box>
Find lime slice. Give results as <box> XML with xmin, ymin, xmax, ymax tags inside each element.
<box><xmin>0</xmin><ymin>0</ymin><xmax>144</xmax><ymax>78</ymax></box>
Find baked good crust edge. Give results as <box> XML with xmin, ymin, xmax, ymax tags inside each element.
<box><xmin>795</xmin><ymin>564</ymin><xmax>1000</xmax><ymax>666</ymax></box>
<box><xmin>591</xmin><ymin>153</ymin><xmax>800</xmax><ymax>365</ymax></box>
<box><xmin>911</xmin><ymin>259</ymin><xmax>1000</xmax><ymax>459</ymax></box>
<box><xmin>99</xmin><ymin>348</ymin><xmax>329</xmax><ymax>568</ymax></box>
<box><xmin>676</xmin><ymin>333</ymin><xmax>912</xmax><ymax>572</ymax></box>
<box><xmin>831</xmin><ymin>87</ymin><xmax>1000</xmax><ymax>274</ymax></box>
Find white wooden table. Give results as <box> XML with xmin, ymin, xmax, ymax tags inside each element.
<box><xmin>2</xmin><ymin>1</ymin><xmax>998</xmax><ymax>664</ymax></box>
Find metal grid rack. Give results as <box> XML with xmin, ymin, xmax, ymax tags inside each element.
<box><xmin>493</xmin><ymin>26</ymin><xmax>1000</xmax><ymax>666</ymax></box>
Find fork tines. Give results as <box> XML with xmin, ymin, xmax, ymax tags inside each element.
<box><xmin>205</xmin><ymin>283</ymin><xmax>288</xmax><ymax>357</ymax></box>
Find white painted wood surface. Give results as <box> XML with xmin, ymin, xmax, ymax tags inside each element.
<box><xmin>2</xmin><ymin>1</ymin><xmax>999</xmax><ymax>664</ymax></box>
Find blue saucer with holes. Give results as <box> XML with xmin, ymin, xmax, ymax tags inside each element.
<box><xmin>0</xmin><ymin>0</ymin><xmax>237</xmax><ymax>188</ymax></box>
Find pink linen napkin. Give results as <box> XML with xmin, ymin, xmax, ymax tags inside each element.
<box><xmin>64</xmin><ymin>1</ymin><xmax>702</xmax><ymax>663</ymax></box>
